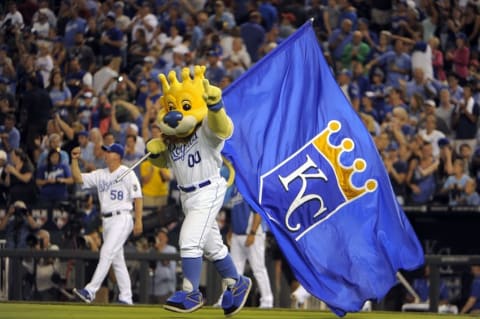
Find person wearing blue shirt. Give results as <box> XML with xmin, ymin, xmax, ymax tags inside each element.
<box><xmin>461</xmin><ymin>265</ymin><xmax>480</xmax><ymax>314</ymax></box>
<box><xmin>100</xmin><ymin>13</ymin><xmax>124</xmax><ymax>58</ymax></box>
<box><xmin>328</xmin><ymin>18</ymin><xmax>353</xmax><ymax>62</ymax></box>
<box><xmin>240</xmin><ymin>11</ymin><xmax>265</xmax><ymax>63</ymax></box>
<box><xmin>63</xmin><ymin>9</ymin><xmax>87</xmax><ymax>49</ymax></box>
<box><xmin>0</xmin><ymin>113</ymin><xmax>20</xmax><ymax>153</ymax></box>
<box><xmin>367</xmin><ymin>39</ymin><xmax>411</xmax><ymax>87</ymax></box>
<box><xmin>36</xmin><ymin>149</ymin><xmax>74</xmax><ymax>204</ymax></box>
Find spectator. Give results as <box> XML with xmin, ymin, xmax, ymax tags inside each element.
<box><xmin>439</xmin><ymin>158</ymin><xmax>471</xmax><ymax>206</ymax></box>
<box><xmin>36</xmin><ymin>148</ymin><xmax>73</xmax><ymax>205</ymax></box>
<box><xmin>0</xmin><ymin>113</ymin><xmax>20</xmax><ymax>154</ymax></box>
<box><xmin>100</xmin><ymin>12</ymin><xmax>123</xmax><ymax>59</ymax></box>
<box><xmin>37</xmin><ymin>133</ymin><xmax>70</xmax><ymax>168</ymax></box>
<box><xmin>337</xmin><ymin>69</ymin><xmax>360</xmax><ymax>111</ymax></box>
<box><xmin>446</xmin><ymin>33</ymin><xmax>470</xmax><ymax>84</ymax></box>
<box><xmin>122</xmin><ymin>134</ymin><xmax>144</xmax><ymax>180</ymax></box>
<box><xmin>328</xmin><ymin>18</ymin><xmax>353</xmax><ymax>68</ymax></box>
<box><xmin>451</xmin><ymin>83</ymin><xmax>479</xmax><ymax>153</ymax></box>
<box><xmin>67</xmin><ymin>32</ymin><xmax>96</xmax><ymax>73</ymax></box>
<box><xmin>205</xmin><ymin>49</ymin><xmax>226</xmax><ymax>86</ymax></box>
<box><xmin>77</xmin><ymin>130</ymin><xmax>95</xmax><ymax>172</ymax></box>
<box><xmin>430</xmin><ymin>36</ymin><xmax>446</xmax><ymax>82</ymax></box>
<box><xmin>366</xmin><ymin>38</ymin><xmax>411</xmax><ymax>88</ymax></box>
<box><xmin>127</xmin><ymin>28</ymin><xmax>150</xmax><ymax>69</ymax></box>
<box><xmin>418</xmin><ymin>114</ymin><xmax>446</xmax><ymax>159</ymax></box>
<box><xmin>0</xmin><ymin>200</ymin><xmax>39</xmax><ymax>249</ymax></box>
<box><xmin>20</xmin><ymin>76</ymin><xmax>53</xmax><ymax>155</ymax></box>
<box><xmin>0</xmin><ymin>150</ymin><xmax>8</xmax><ymax>206</ymax></box>
<box><xmin>208</xmin><ymin>0</ymin><xmax>236</xmax><ymax>32</ymax></box>
<box><xmin>140</xmin><ymin>127</ymin><xmax>171</xmax><ymax>209</ymax></box>
<box><xmin>32</xmin><ymin>8</ymin><xmax>51</xmax><ymax>40</ymax></box>
<box><xmin>65</xmin><ymin>57</ymin><xmax>93</xmax><ymax>99</ymax></box>
<box><xmin>458</xmin><ymin>178</ymin><xmax>480</xmax><ymax>206</ymax></box>
<box><xmin>93</xmin><ymin>57</ymin><xmax>121</xmax><ymax>96</ymax></box>
<box><xmin>48</xmin><ymin>70</ymin><xmax>72</xmax><ymax>120</ymax></box>
<box><xmin>51</xmin><ymin>37</ymin><xmax>67</xmax><ymax>69</ymax></box>
<box><xmin>7</xmin><ymin>149</ymin><xmax>36</xmax><ymax>206</ymax></box>
<box><xmin>63</xmin><ymin>6</ymin><xmax>87</xmax><ymax>49</ymax></box>
<box><xmin>435</xmin><ymin>88</ymin><xmax>455</xmax><ymax>135</ymax></box>
<box><xmin>341</xmin><ymin>30</ymin><xmax>370</xmax><ymax>70</ymax></box>
<box><xmin>149</xmin><ymin>228</ymin><xmax>177</xmax><ymax>304</ymax></box>
<box><xmin>129</xmin><ymin>1</ymin><xmax>158</xmax><ymax>44</ymax></box>
<box><xmin>22</xmin><ymin>230</ymin><xmax>62</xmax><ymax>301</ymax></box>
<box><xmin>240</xmin><ymin>11</ymin><xmax>266</xmax><ymax>63</ymax></box>
<box><xmin>406</xmin><ymin>141</ymin><xmax>439</xmax><ymax>205</ymax></box>
<box><xmin>460</xmin><ymin>265</ymin><xmax>480</xmax><ymax>314</ymax></box>
<box><xmin>91</xmin><ymin>93</ymin><xmax>112</xmax><ymax>135</ymax></box>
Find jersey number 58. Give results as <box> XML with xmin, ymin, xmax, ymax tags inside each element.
<box><xmin>110</xmin><ymin>190</ymin><xmax>124</xmax><ymax>200</ymax></box>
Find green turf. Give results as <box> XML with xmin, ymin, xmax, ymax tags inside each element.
<box><xmin>0</xmin><ymin>303</ymin><xmax>476</xmax><ymax>319</ymax></box>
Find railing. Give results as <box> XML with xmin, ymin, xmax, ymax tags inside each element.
<box><xmin>0</xmin><ymin>249</ymin><xmax>183</xmax><ymax>303</ymax></box>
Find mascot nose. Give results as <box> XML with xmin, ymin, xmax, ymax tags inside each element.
<box><xmin>163</xmin><ymin>111</ymin><xmax>183</xmax><ymax>128</ymax></box>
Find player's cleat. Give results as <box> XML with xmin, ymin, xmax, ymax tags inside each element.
<box><xmin>221</xmin><ymin>275</ymin><xmax>252</xmax><ymax>317</ymax></box>
<box><xmin>164</xmin><ymin>290</ymin><xmax>204</xmax><ymax>313</ymax></box>
<box><xmin>73</xmin><ymin>288</ymin><xmax>92</xmax><ymax>304</ymax></box>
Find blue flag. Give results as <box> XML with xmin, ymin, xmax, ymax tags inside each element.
<box><xmin>222</xmin><ymin>20</ymin><xmax>424</xmax><ymax>316</ymax></box>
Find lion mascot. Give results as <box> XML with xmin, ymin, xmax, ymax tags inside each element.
<box><xmin>146</xmin><ymin>66</ymin><xmax>251</xmax><ymax>316</ymax></box>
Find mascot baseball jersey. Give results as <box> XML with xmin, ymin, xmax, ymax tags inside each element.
<box><xmin>167</xmin><ymin>118</ymin><xmax>228</xmax><ymax>187</ymax></box>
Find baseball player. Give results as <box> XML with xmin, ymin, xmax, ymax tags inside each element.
<box><xmin>224</xmin><ymin>185</ymin><xmax>274</xmax><ymax>308</ymax></box>
<box><xmin>146</xmin><ymin>67</ymin><xmax>251</xmax><ymax>316</ymax></box>
<box><xmin>70</xmin><ymin>143</ymin><xmax>143</xmax><ymax>304</ymax></box>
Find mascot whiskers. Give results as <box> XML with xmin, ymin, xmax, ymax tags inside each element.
<box><xmin>146</xmin><ymin>66</ymin><xmax>252</xmax><ymax>316</ymax></box>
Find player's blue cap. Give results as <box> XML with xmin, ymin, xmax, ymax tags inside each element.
<box><xmin>102</xmin><ymin>143</ymin><xmax>124</xmax><ymax>158</ymax></box>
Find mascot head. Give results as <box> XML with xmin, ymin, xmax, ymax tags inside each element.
<box><xmin>156</xmin><ymin>65</ymin><xmax>208</xmax><ymax>138</ymax></box>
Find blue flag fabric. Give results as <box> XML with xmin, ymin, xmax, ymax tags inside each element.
<box><xmin>222</xmin><ymin>20</ymin><xmax>424</xmax><ymax>316</ymax></box>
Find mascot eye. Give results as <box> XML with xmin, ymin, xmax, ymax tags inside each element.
<box><xmin>167</xmin><ymin>102</ymin><xmax>175</xmax><ymax>111</ymax></box>
<box><xmin>182</xmin><ymin>103</ymin><xmax>192</xmax><ymax>111</ymax></box>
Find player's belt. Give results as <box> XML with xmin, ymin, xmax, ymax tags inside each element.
<box><xmin>178</xmin><ymin>180</ymin><xmax>211</xmax><ymax>193</ymax></box>
<box><xmin>102</xmin><ymin>211</ymin><xmax>123</xmax><ymax>218</ymax></box>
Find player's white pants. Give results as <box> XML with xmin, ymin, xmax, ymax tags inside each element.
<box><xmin>179</xmin><ymin>177</ymin><xmax>228</xmax><ymax>261</ymax></box>
<box><xmin>85</xmin><ymin>212</ymin><xmax>133</xmax><ymax>303</ymax></box>
<box><xmin>231</xmin><ymin>232</ymin><xmax>274</xmax><ymax>308</ymax></box>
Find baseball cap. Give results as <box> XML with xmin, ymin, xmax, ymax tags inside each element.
<box><xmin>106</xmin><ymin>11</ymin><xmax>116</xmax><ymax>21</ymax></box>
<box><xmin>13</xmin><ymin>200</ymin><xmax>27</xmax><ymax>209</ymax></box>
<box><xmin>144</xmin><ymin>56</ymin><xmax>156</xmax><ymax>64</ymax></box>
<box><xmin>113</xmin><ymin>1</ymin><xmax>124</xmax><ymax>9</ymax></box>
<box><xmin>0</xmin><ymin>150</ymin><xmax>7</xmax><ymax>161</ymax></box>
<box><xmin>78</xmin><ymin>130</ymin><xmax>89</xmax><ymax>137</ymax></box>
<box><xmin>438</xmin><ymin>138</ymin><xmax>450</xmax><ymax>147</ymax></box>
<box><xmin>101</xmin><ymin>143</ymin><xmax>124</xmax><ymax>158</ymax></box>
<box><xmin>456</xmin><ymin>32</ymin><xmax>467</xmax><ymax>40</ymax></box>
<box><xmin>339</xmin><ymin>68</ymin><xmax>352</xmax><ymax>77</ymax></box>
<box><xmin>424</xmin><ymin>99</ymin><xmax>436</xmax><ymax>107</ymax></box>
<box><xmin>83</xmin><ymin>91</ymin><xmax>93</xmax><ymax>99</ymax></box>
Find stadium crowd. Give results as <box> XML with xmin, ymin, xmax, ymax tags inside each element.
<box><xmin>0</xmin><ymin>0</ymin><xmax>480</xmax><ymax>311</ymax></box>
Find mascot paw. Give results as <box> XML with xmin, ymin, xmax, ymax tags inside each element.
<box><xmin>202</xmin><ymin>79</ymin><xmax>223</xmax><ymax>110</ymax></box>
<box><xmin>146</xmin><ymin>138</ymin><xmax>167</xmax><ymax>157</ymax></box>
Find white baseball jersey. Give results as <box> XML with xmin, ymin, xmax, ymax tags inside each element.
<box><xmin>81</xmin><ymin>165</ymin><xmax>142</xmax><ymax>213</ymax></box>
<box><xmin>167</xmin><ymin>118</ymin><xmax>230</xmax><ymax>187</ymax></box>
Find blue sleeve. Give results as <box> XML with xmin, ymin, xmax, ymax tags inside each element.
<box><xmin>377</xmin><ymin>51</ymin><xmax>393</xmax><ymax>66</ymax></box>
<box><xmin>439</xmin><ymin>281</ymin><xmax>449</xmax><ymax>300</ymax></box>
<box><xmin>471</xmin><ymin>278</ymin><xmax>480</xmax><ymax>297</ymax></box>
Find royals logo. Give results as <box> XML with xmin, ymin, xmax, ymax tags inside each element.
<box><xmin>259</xmin><ymin>121</ymin><xmax>377</xmax><ymax>241</ymax></box>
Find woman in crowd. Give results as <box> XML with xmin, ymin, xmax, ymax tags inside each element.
<box><xmin>4</xmin><ymin>148</ymin><xmax>37</xmax><ymax>206</ymax></box>
<box><xmin>36</xmin><ymin>148</ymin><xmax>73</xmax><ymax>205</ymax></box>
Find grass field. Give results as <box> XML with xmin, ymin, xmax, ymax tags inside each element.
<box><xmin>0</xmin><ymin>303</ymin><xmax>476</xmax><ymax>319</ymax></box>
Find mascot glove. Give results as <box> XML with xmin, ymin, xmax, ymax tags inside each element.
<box><xmin>203</xmin><ymin>79</ymin><xmax>223</xmax><ymax>111</ymax></box>
<box><xmin>146</xmin><ymin>138</ymin><xmax>167</xmax><ymax>158</ymax></box>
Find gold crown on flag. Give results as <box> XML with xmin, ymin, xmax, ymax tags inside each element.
<box><xmin>313</xmin><ymin>120</ymin><xmax>377</xmax><ymax>200</ymax></box>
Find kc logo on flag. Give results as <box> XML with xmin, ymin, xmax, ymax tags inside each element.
<box><xmin>260</xmin><ymin>121</ymin><xmax>377</xmax><ymax>241</ymax></box>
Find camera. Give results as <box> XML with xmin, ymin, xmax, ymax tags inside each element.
<box><xmin>116</xmin><ymin>75</ymin><xmax>124</xmax><ymax>83</ymax></box>
<box><xmin>15</xmin><ymin>206</ymin><xmax>29</xmax><ymax>216</ymax></box>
